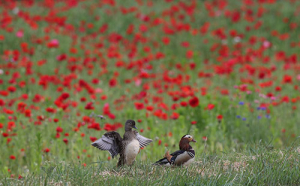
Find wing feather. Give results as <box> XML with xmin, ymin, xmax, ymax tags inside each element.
<box><xmin>170</xmin><ymin>150</ymin><xmax>185</xmax><ymax>156</ymax></box>
<box><xmin>91</xmin><ymin>131</ymin><xmax>122</xmax><ymax>158</ymax></box>
<box><xmin>135</xmin><ymin>132</ymin><xmax>153</xmax><ymax>148</ymax></box>
<box><xmin>153</xmin><ymin>157</ymin><xmax>170</xmax><ymax>166</ymax></box>
<box><xmin>92</xmin><ymin>138</ymin><xmax>111</xmax><ymax>150</ymax></box>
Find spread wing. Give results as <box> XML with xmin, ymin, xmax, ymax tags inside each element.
<box><xmin>91</xmin><ymin>131</ymin><xmax>122</xmax><ymax>158</ymax></box>
<box><xmin>135</xmin><ymin>132</ymin><xmax>153</xmax><ymax>148</ymax></box>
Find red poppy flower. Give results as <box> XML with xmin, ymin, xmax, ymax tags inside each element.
<box><xmin>221</xmin><ymin>89</ymin><xmax>229</xmax><ymax>95</ymax></box>
<box><xmin>162</xmin><ymin>37</ymin><xmax>170</xmax><ymax>45</ymax></box>
<box><xmin>189</xmin><ymin>62</ymin><xmax>196</xmax><ymax>69</ymax></box>
<box><xmin>7</xmin><ymin>86</ymin><xmax>16</xmax><ymax>92</ymax></box>
<box><xmin>55</xmin><ymin>133</ymin><xmax>60</xmax><ymax>138</ymax></box>
<box><xmin>139</xmin><ymin>24</ymin><xmax>148</xmax><ymax>32</ymax></box>
<box><xmin>56</xmin><ymin>127</ymin><xmax>63</xmax><ymax>133</ymax></box>
<box><xmin>231</xmin><ymin>11</ymin><xmax>241</xmax><ymax>22</ymax></box>
<box><xmin>43</xmin><ymin>148</ymin><xmax>50</xmax><ymax>153</ymax></box>
<box><xmin>281</xmin><ymin>96</ymin><xmax>289</xmax><ymax>103</ymax></box>
<box><xmin>8</xmin><ymin>121</ymin><xmax>15</xmax><ymax>130</ymax></box>
<box><xmin>6</xmin><ymin>109</ymin><xmax>14</xmax><ymax>114</ymax></box>
<box><xmin>0</xmin><ymin>99</ymin><xmax>4</xmax><ymax>106</ymax></box>
<box><xmin>108</xmin><ymin>113</ymin><xmax>116</xmax><ymax>119</ymax></box>
<box><xmin>84</xmin><ymin>102</ymin><xmax>94</xmax><ymax>110</ymax></box>
<box><xmin>206</xmin><ymin>103</ymin><xmax>215</xmax><ymax>110</ymax></box>
<box><xmin>80</xmin><ymin>97</ymin><xmax>86</xmax><ymax>102</ymax></box>
<box><xmin>104</xmin><ymin>123</ymin><xmax>123</xmax><ymax>131</ymax></box>
<box><xmin>0</xmin><ymin>90</ymin><xmax>9</xmax><ymax>96</ymax></box>
<box><xmin>171</xmin><ymin>112</ymin><xmax>180</xmax><ymax>119</ymax></box>
<box><xmin>158</xmin><ymin>139</ymin><xmax>162</xmax><ymax>145</ymax></box>
<box><xmin>217</xmin><ymin>115</ymin><xmax>223</xmax><ymax>120</ymax></box>
<box><xmin>87</xmin><ymin>122</ymin><xmax>101</xmax><ymax>131</ymax></box>
<box><xmin>56</xmin><ymin>54</ymin><xmax>67</xmax><ymax>61</ymax></box>
<box><xmin>24</xmin><ymin>109</ymin><xmax>31</xmax><ymax>117</ymax></box>
<box><xmin>283</xmin><ymin>75</ymin><xmax>292</xmax><ymax>83</ymax></box>
<box><xmin>180</xmin><ymin>101</ymin><xmax>188</xmax><ymax>107</ymax></box>
<box><xmin>63</xmin><ymin>138</ymin><xmax>68</xmax><ymax>144</ymax></box>
<box><xmin>189</xmin><ymin>97</ymin><xmax>199</xmax><ymax>107</ymax></box>
<box><xmin>10</xmin><ymin>155</ymin><xmax>16</xmax><ymax>160</ymax></box>
<box><xmin>109</xmin><ymin>78</ymin><xmax>117</xmax><ymax>87</ymax></box>
<box><xmin>134</xmin><ymin>102</ymin><xmax>144</xmax><ymax>110</ymax></box>
<box><xmin>186</xmin><ymin>50</ymin><xmax>193</xmax><ymax>59</ymax></box>
<box><xmin>46</xmin><ymin>107</ymin><xmax>56</xmax><ymax>113</ymax></box>
<box><xmin>7</xmin><ymin>138</ymin><xmax>12</xmax><ymax>144</ymax></box>
<box><xmin>90</xmin><ymin>136</ymin><xmax>97</xmax><ymax>142</ymax></box>
<box><xmin>146</xmin><ymin>105</ymin><xmax>154</xmax><ymax>111</ymax></box>
<box><xmin>47</xmin><ymin>39</ymin><xmax>59</xmax><ymax>48</ymax></box>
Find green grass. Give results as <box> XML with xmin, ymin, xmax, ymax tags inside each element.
<box><xmin>1</xmin><ymin>141</ymin><xmax>300</xmax><ymax>185</ymax></box>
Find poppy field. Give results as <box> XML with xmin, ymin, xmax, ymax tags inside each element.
<box><xmin>1</xmin><ymin>0</ymin><xmax>300</xmax><ymax>184</ymax></box>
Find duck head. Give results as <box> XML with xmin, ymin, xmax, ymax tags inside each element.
<box><xmin>125</xmin><ymin>119</ymin><xmax>137</xmax><ymax>131</ymax></box>
<box><xmin>179</xmin><ymin>134</ymin><xmax>196</xmax><ymax>151</ymax></box>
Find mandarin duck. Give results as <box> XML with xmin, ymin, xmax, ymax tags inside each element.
<box><xmin>92</xmin><ymin>120</ymin><xmax>153</xmax><ymax>166</ymax></box>
<box><xmin>153</xmin><ymin>134</ymin><xmax>196</xmax><ymax>166</ymax></box>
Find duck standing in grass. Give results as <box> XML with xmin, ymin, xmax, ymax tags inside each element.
<box><xmin>153</xmin><ymin>135</ymin><xmax>196</xmax><ymax>166</ymax></box>
<box><xmin>92</xmin><ymin>120</ymin><xmax>153</xmax><ymax>166</ymax></box>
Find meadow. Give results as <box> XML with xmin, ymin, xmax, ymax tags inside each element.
<box><xmin>0</xmin><ymin>0</ymin><xmax>300</xmax><ymax>185</ymax></box>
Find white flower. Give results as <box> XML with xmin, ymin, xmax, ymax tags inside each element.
<box><xmin>12</xmin><ymin>7</ymin><xmax>19</xmax><ymax>14</ymax></box>
<box><xmin>234</xmin><ymin>37</ymin><xmax>241</xmax><ymax>43</ymax></box>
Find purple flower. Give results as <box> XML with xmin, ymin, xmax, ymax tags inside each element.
<box><xmin>89</xmin><ymin>112</ymin><xmax>95</xmax><ymax>118</ymax></box>
<box><xmin>89</xmin><ymin>112</ymin><xmax>105</xmax><ymax>119</ymax></box>
<box><xmin>97</xmin><ymin>115</ymin><xmax>105</xmax><ymax>120</ymax></box>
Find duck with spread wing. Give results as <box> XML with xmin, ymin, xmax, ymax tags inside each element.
<box><xmin>91</xmin><ymin>119</ymin><xmax>153</xmax><ymax>166</ymax></box>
